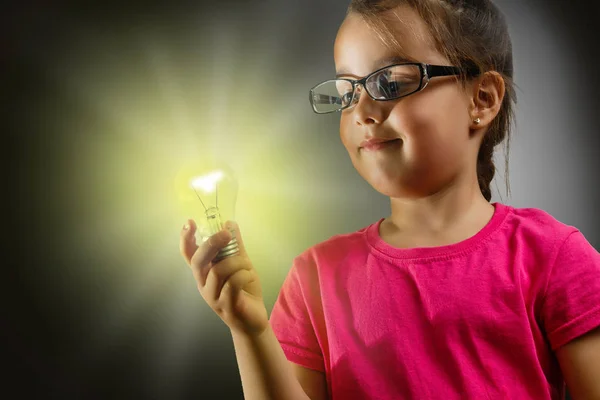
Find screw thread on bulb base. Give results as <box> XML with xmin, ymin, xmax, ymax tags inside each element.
<box><xmin>213</xmin><ymin>236</ymin><xmax>240</xmax><ymax>263</ymax></box>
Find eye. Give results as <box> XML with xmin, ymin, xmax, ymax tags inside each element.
<box><xmin>378</xmin><ymin>73</ymin><xmax>416</xmax><ymax>97</ymax></box>
<box><xmin>387</xmin><ymin>81</ymin><xmax>401</xmax><ymax>96</ymax></box>
<box><xmin>376</xmin><ymin>72</ymin><xmax>390</xmax><ymax>86</ymax></box>
<box><xmin>365</xmin><ymin>65</ymin><xmax>422</xmax><ymax>100</ymax></box>
<box><xmin>341</xmin><ymin>91</ymin><xmax>353</xmax><ymax>105</ymax></box>
<box><xmin>334</xmin><ymin>80</ymin><xmax>354</xmax><ymax>106</ymax></box>
<box><xmin>374</xmin><ymin>72</ymin><xmax>393</xmax><ymax>97</ymax></box>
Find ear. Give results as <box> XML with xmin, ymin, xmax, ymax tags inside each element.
<box><xmin>469</xmin><ymin>71</ymin><xmax>506</xmax><ymax>130</ymax></box>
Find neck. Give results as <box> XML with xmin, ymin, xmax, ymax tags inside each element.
<box><xmin>386</xmin><ymin>176</ymin><xmax>494</xmax><ymax>238</ymax></box>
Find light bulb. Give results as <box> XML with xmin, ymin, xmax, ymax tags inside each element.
<box><xmin>176</xmin><ymin>162</ymin><xmax>239</xmax><ymax>263</ymax></box>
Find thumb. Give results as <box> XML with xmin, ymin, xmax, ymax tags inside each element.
<box><xmin>224</xmin><ymin>220</ymin><xmax>248</xmax><ymax>258</ymax></box>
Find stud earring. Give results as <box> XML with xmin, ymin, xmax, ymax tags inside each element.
<box><xmin>473</xmin><ymin>118</ymin><xmax>481</xmax><ymax>125</ymax></box>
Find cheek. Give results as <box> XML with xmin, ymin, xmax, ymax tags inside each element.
<box><xmin>390</xmin><ymin>89</ymin><xmax>470</xmax><ymax>152</ymax></box>
<box><xmin>339</xmin><ymin>116</ymin><xmax>372</xmax><ymax>178</ymax></box>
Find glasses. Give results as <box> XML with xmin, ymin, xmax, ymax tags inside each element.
<box><xmin>309</xmin><ymin>62</ymin><xmax>477</xmax><ymax>114</ymax></box>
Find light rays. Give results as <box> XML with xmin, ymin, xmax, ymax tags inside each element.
<box><xmin>140</xmin><ymin>34</ymin><xmax>197</xmax><ymax>145</ymax></box>
<box><xmin>206</xmin><ymin>20</ymin><xmax>240</xmax><ymax>154</ymax></box>
<box><xmin>47</xmin><ymin>3</ymin><xmax>349</xmax><ymax>389</ymax></box>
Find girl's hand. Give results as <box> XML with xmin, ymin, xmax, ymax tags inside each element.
<box><xmin>179</xmin><ymin>220</ymin><xmax>268</xmax><ymax>337</ymax></box>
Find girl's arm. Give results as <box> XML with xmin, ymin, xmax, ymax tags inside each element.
<box><xmin>231</xmin><ymin>324</ymin><xmax>315</xmax><ymax>400</ymax></box>
<box><xmin>180</xmin><ymin>222</ymin><xmax>320</xmax><ymax>399</ymax></box>
<box><xmin>556</xmin><ymin>326</ymin><xmax>600</xmax><ymax>400</ymax></box>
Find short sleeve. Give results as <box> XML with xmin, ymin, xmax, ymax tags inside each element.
<box><xmin>269</xmin><ymin>256</ymin><xmax>325</xmax><ymax>372</ymax></box>
<box><xmin>542</xmin><ymin>230</ymin><xmax>600</xmax><ymax>350</ymax></box>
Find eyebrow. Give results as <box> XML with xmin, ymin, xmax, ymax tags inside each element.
<box><xmin>335</xmin><ymin>55</ymin><xmax>416</xmax><ymax>78</ymax></box>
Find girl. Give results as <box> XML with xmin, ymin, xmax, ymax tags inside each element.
<box><xmin>180</xmin><ymin>0</ymin><xmax>600</xmax><ymax>399</ymax></box>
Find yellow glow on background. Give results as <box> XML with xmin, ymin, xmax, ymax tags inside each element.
<box><xmin>22</xmin><ymin>4</ymin><xmax>397</xmax><ymax>392</ymax></box>
<box><xmin>44</xmin><ymin>13</ymin><xmax>376</xmax><ymax>375</ymax></box>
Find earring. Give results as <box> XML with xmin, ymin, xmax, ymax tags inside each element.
<box><xmin>473</xmin><ymin>118</ymin><xmax>481</xmax><ymax>125</ymax></box>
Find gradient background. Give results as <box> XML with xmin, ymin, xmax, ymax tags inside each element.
<box><xmin>4</xmin><ymin>0</ymin><xmax>599</xmax><ymax>398</ymax></box>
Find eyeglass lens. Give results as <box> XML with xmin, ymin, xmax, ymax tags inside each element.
<box><xmin>311</xmin><ymin>64</ymin><xmax>422</xmax><ymax>113</ymax></box>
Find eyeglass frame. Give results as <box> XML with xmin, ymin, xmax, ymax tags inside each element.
<box><xmin>309</xmin><ymin>62</ymin><xmax>480</xmax><ymax>114</ymax></box>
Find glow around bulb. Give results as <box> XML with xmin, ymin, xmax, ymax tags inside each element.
<box><xmin>176</xmin><ymin>161</ymin><xmax>239</xmax><ymax>262</ymax></box>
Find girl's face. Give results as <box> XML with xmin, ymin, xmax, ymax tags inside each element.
<box><xmin>334</xmin><ymin>6</ymin><xmax>480</xmax><ymax>198</ymax></box>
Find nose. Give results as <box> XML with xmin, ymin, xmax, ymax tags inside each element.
<box><xmin>352</xmin><ymin>84</ymin><xmax>383</xmax><ymax>126</ymax></box>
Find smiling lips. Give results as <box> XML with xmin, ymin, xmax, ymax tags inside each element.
<box><xmin>360</xmin><ymin>137</ymin><xmax>401</xmax><ymax>151</ymax></box>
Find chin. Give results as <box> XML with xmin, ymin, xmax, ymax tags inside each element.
<box><xmin>363</xmin><ymin>172</ymin><xmax>405</xmax><ymax>197</ymax></box>
<box><xmin>362</xmin><ymin>166</ymin><xmax>434</xmax><ymax>198</ymax></box>
<box><xmin>372</xmin><ymin>183</ymin><xmax>408</xmax><ymax>198</ymax></box>
<box><xmin>371</xmin><ymin>183</ymin><xmax>429</xmax><ymax>199</ymax></box>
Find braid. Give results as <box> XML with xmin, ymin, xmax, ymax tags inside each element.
<box><xmin>477</xmin><ymin>134</ymin><xmax>495</xmax><ymax>202</ymax></box>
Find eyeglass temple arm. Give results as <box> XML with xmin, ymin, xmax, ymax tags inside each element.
<box><xmin>426</xmin><ymin>64</ymin><xmax>480</xmax><ymax>78</ymax></box>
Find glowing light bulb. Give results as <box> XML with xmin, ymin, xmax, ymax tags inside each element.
<box><xmin>177</xmin><ymin>162</ymin><xmax>239</xmax><ymax>263</ymax></box>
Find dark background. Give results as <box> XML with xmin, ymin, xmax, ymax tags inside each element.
<box><xmin>4</xmin><ymin>0</ymin><xmax>598</xmax><ymax>398</ymax></box>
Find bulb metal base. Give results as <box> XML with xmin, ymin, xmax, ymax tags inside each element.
<box><xmin>213</xmin><ymin>235</ymin><xmax>240</xmax><ymax>263</ymax></box>
<box><xmin>202</xmin><ymin>207</ymin><xmax>239</xmax><ymax>263</ymax></box>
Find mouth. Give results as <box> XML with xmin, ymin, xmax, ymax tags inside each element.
<box><xmin>360</xmin><ymin>138</ymin><xmax>402</xmax><ymax>152</ymax></box>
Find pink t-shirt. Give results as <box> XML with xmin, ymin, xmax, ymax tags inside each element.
<box><xmin>269</xmin><ymin>202</ymin><xmax>600</xmax><ymax>399</ymax></box>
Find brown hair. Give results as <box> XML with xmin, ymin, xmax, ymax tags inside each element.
<box><xmin>347</xmin><ymin>0</ymin><xmax>516</xmax><ymax>202</ymax></box>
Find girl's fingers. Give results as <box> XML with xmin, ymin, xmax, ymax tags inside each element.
<box><xmin>180</xmin><ymin>220</ymin><xmax>252</xmax><ymax>298</ymax></box>
<box><xmin>219</xmin><ymin>269</ymin><xmax>256</xmax><ymax>311</ymax></box>
<box><xmin>222</xmin><ymin>269</ymin><xmax>256</xmax><ymax>297</ymax></box>
<box><xmin>179</xmin><ymin>219</ymin><xmax>199</xmax><ymax>265</ymax></box>
<box><xmin>190</xmin><ymin>229</ymin><xmax>233</xmax><ymax>284</ymax></box>
<box><xmin>203</xmin><ymin>257</ymin><xmax>253</xmax><ymax>302</ymax></box>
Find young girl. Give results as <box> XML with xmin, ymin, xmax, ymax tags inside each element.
<box><xmin>179</xmin><ymin>0</ymin><xmax>600</xmax><ymax>399</ymax></box>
